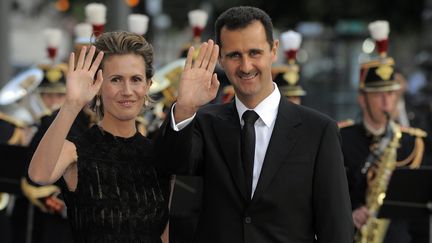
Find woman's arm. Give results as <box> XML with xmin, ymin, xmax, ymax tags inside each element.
<box><xmin>28</xmin><ymin>46</ymin><xmax>104</xmax><ymax>185</ymax></box>
<box><xmin>28</xmin><ymin>105</ymin><xmax>80</xmax><ymax>185</ymax></box>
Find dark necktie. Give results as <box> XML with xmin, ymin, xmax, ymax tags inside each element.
<box><xmin>241</xmin><ymin>110</ymin><xmax>260</xmax><ymax>199</ymax></box>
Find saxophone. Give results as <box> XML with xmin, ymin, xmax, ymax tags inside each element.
<box><xmin>355</xmin><ymin>119</ymin><xmax>402</xmax><ymax>243</ymax></box>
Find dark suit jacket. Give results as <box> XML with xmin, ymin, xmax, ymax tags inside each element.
<box><xmin>155</xmin><ymin>97</ymin><xmax>353</xmax><ymax>243</ymax></box>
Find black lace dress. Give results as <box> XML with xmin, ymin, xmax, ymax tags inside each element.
<box><xmin>59</xmin><ymin>125</ymin><xmax>169</xmax><ymax>243</ymax></box>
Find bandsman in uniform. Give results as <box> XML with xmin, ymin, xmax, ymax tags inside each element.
<box><xmin>0</xmin><ymin>105</ymin><xmax>32</xmax><ymax>243</ymax></box>
<box><xmin>36</xmin><ymin>29</ymin><xmax>67</xmax><ymax>114</ymax></box>
<box><xmin>0</xmin><ymin>65</ymin><xmax>46</xmax><ymax>243</ymax></box>
<box><xmin>19</xmin><ymin>27</ymin><xmax>75</xmax><ymax>243</ymax></box>
<box><xmin>0</xmin><ymin>30</ymin><xmax>66</xmax><ymax>241</ymax></box>
<box><xmin>179</xmin><ymin>9</ymin><xmax>208</xmax><ymax>58</ymax></box>
<box><xmin>22</xmin><ymin>6</ymin><xmax>107</xmax><ymax>239</ymax></box>
<box><xmin>22</xmin><ymin>4</ymin><xmax>109</xmax><ymax>241</ymax></box>
<box><xmin>272</xmin><ymin>30</ymin><xmax>306</xmax><ymax>105</ymax></box>
<box><xmin>340</xmin><ymin>20</ymin><xmax>431</xmax><ymax>243</ymax></box>
<box><xmin>84</xmin><ymin>2</ymin><xmax>106</xmax><ymax>38</ymax></box>
<box><xmin>0</xmin><ymin>111</ymin><xmax>29</xmax><ymax>146</ymax></box>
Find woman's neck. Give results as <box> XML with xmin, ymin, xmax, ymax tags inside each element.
<box><xmin>99</xmin><ymin>118</ymin><xmax>137</xmax><ymax>138</ymax></box>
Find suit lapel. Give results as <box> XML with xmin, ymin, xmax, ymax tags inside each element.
<box><xmin>252</xmin><ymin>98</ymin><xmax>302</xmax><ymax>203</ymax></box>
<box><xmin>213</xmin><ymin>102</ymin><xmax>248</xmax><ymax>200</ymax></box>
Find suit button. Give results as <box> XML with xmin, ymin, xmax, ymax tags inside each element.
<box><xmin>244</xmin><ymin>216</ymin><xmax>252</xmax><ymax>224</ymax></box>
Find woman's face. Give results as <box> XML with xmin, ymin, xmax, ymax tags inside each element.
<box><xmin>100</xmin><ymin>54</ymin><xmax>151</xmax><ymax>122</ymax></box>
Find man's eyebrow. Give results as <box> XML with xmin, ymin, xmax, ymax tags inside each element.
<box><xmin>224</xmin><ymin>51</ymin><xmax>241</xmax><ymax>57</ymax></box>
<box><xmin>249</xmin><ymin>48</ymin><xmax>263</xmax><ymax>53</ymax></box>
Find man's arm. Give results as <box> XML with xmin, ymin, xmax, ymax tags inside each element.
<box><xmin>153</xmin><ymin>40</ymin><xmax>219</xmax><ymax>175</ymax></box>
<box><xmin>153</xmin><ymin>109</ymin><xmax>198</xmax><ymax>175</ymax></box>
<box><xmin>313</xmin><ymin>121</ymin><xmax>354</xmax><ymax>242</ymax></box>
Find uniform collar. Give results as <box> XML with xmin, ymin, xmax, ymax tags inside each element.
<box><xmin>363</xmin><ymin>120</ymin><xmax>385</xmax><ymax>137</ymax></box>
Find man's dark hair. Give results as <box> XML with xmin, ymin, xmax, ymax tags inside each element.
<box><xmin>215</xmin><ymin>6</ymin><xmax>274</xmax><ymax>49</ymax></box>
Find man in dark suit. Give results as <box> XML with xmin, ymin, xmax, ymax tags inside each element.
<box><xmin>155</xmin><ymin>6</ymin><xmax>353</xmax><ymax>243</ymax></box>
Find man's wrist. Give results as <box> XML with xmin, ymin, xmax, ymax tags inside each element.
<box><xmin>174</xmin><ymin>103</ymin><xmax>198</xmax><ymax>123</ymax></box>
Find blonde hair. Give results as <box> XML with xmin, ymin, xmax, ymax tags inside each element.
<box><xmin>89</xmin><ymin>31</ymin><xmax>154</xmax><ymax>118</ymax></box>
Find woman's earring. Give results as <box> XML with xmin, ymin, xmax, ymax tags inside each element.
<box><xmin>144</xmin><ymin>96</ymin><xmax>148</xmax><ymax>107</ymax></box>
<box><xmin>96</xmin><ymin>96</ymin><xmax>101</xmax><ymax>107</ymax></box>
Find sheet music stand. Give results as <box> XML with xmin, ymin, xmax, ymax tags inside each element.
<box><xmin>378</xmin><ymin>167</ymin><xmax>432</xmax><ymax>243</ymax></box>
<box><xmin>0</xmin><ymin>144</ymin><xmax>29</xmax><ymax>194</ymax></box>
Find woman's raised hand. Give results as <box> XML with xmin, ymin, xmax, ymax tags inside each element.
<box><xmin>66</xmin><ymin>45</ymin><xmax>104</xmax><ymax>109</ymax></box>
<box><xmin>176</xmin><ymin>39</ymin><xmax>220</xmax><ymax>112</ymax></box>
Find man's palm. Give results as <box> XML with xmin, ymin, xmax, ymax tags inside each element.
<box><xmin>177</xmin><ymin>40</ymin><xmax>220</xmax><ymax>109</ymax></box>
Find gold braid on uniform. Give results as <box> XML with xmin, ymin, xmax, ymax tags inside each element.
<box><xmin>8</xmin><ymin>128</ymin><xmax>26</xmax><ymax>145</ymax></box>
<box><xmin>337</xmin><ymin>119</ymin><xmax>355</xmax><ymax>129</ymax></box>
<box><xmin>396</xmin><ymin>127</ymin><xmax>426</xmax><ymax>169</ymax></box>
<box><xmin>162</xmin><ymin>87</ymin><xmax>177</xmax><ymax>106</ymax></box>
<box><xmin>0</xmin><ymin>112</ymin><xmax>25</xmax><ymax>127</ymax></box>
<box><xmin>20</xmin><ymin>178</ymin><xmax>61</xmax><ymax>213</ymax></box>
<box><xmin>0</xmin><ymin>112</ymin><xmax>28</xmax><ymax>210</ymax></box>
<box><xmin>0</xmin><ymin>112</ymin><xmax>27</xmax><ymax>146</ymax></box>
<box><xmin>135</xmin><ymin>116</ymin><xmax>148</xmax><ymax>136</ymax></box>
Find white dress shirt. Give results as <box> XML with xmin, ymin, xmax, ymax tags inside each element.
<box><xmin>235</xmin><ymin>85</ymin><xmax>280</xmax><ymax>197</ymax></box>
<box><xmin>171</xmin><ymin>84</ymin><xmax>281</xmax><ymax>198</ymax></box>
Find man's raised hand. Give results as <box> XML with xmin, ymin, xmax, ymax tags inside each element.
<box><xmin>175</xmin><ymin>40</ymin><xmax>220</xmax><ymax>120</ymax></box>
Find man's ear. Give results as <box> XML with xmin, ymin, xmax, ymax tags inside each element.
<box><xmin>272</xmin><ymin>39</ymin><xmax>279</xmax><ymax>62</ymax></box>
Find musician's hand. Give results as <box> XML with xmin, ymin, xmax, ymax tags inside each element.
<box><xmin>352</xmin><ymin>206</ymin><xmax>370</xmax><ymax>229</ymax></box>
<box><xmin>44</xmin><ymin>195</ymin><xmax>65</xmax><ymax>214</ymax></box>
<box><xmin>21</xmin><ymin>178</ymin><xmax>61</xmax><ymax>213</ymax></box>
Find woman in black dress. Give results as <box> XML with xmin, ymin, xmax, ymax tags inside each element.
<box><xmin>28</xmin><ymin>31</ymin><xmax>169</xmax><ymax>243</ymax></box>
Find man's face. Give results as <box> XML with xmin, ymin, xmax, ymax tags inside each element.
<box><xmin>219</xmin><ymin>20</ymin><xmax>278</xmax><ymax>108</ymax></box>
<box><xmin>40</xmin><ymin>92</ymin><xmax>66</xmax><ymax>111</ymax></box>
<box><xmin>359</xmin><ymin>90</ymin><xmax>398</xmax><ymax>125</ymax></box>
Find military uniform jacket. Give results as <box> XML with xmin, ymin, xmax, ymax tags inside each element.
<box><xmin>340</xmin><ymin>122</ymin><xmax>429</xmax><ymax>210</ymax></box>
<box><xmin>154</xmin><ymin>98</ymin><xmax>353</xmax><ymax>243</ymax></box>
<box><xmin>0</xmin><ymin>112</ymin><xmax>27</xmax><ymax>145</ymax></box>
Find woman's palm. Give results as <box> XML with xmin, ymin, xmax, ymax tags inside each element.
<box><xmin>66</xmin><ymin>46</ymin><xmax>104</xmax><ymax>108</ymax></box>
